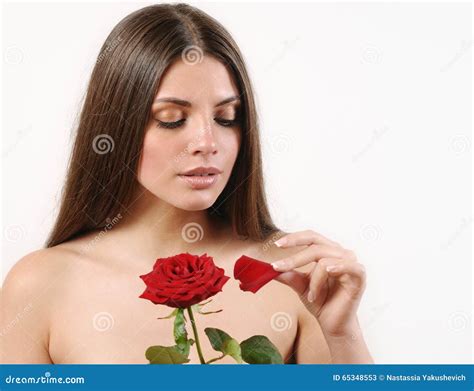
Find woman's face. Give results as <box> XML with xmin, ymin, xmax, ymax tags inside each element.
<box><xmin>137</xmin><ymin>55</ymin><xmax>242</xmax><ymax>211</ymax></box>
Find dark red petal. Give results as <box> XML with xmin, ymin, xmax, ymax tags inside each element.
<box><xmin>139</xmin><ymin>252</ymin><xmax>231</xmax><ymax>308</ymax></box>
<box><xmin>233</xmin><ymin>255</ymin><xmax>282</xmax><ymax>293</ymax></box>
<box><xmin>138</xmin><ymin>289</ymin><xmax>168</xmax><ymax>305</ymax></box>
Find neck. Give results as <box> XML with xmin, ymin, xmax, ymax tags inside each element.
<box><xmin>114</xmin><ymin>187</ymin><xmax>233</xmax><ymax>257</ymax></box>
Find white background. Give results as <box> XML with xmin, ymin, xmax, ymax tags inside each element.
<box><xmin>2</xmin><ymin>1</ymin><xmax>472</xmax><ymax>364</ymax></box>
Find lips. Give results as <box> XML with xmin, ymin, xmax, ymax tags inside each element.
<box><xmin>180</xmin><ymin>166</ymin><xmax>222</xmax><ymax>176</ymax></box>
<box><xmin>178</xmin><ymin>166</ymin><xmax>223</xmax><ymax>190</ymax></box>
<box><xmin>182</xmin><ymin>173</ymin><xmax>216</xmax><ymax>176</ymax></box>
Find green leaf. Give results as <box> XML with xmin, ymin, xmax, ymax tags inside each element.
<box><xmin>192</xmin><ymin>300</ymin><xmax>223</xmax><ymax>316</ymax></box>
<box><xmin>204</xmin><ymin>328</ymin><xmax>243</xmax><ymax>363</ymax></box>
<box><xmin>223</xmin><ymin>338</ymin><xmax>243</xmax><ymax>363</ymax></box>
<box><xmin>173</xmin><ymin>308</ymin><xmax>193</xmax><ymax>356</ymax></box>
<box><xmin>205</xmin><ymin>354</ymin><xmax>226</xmax><ymax>364</ymax></box>
<box><xmin>197</xmin><ymin>298</ymin><xmax>213</xmax><ymax>307</ymax></box>
<box><xmin>204</xmin><ymin>327</ymin><xmax>233</xmax><ymax>352</ymax></box>
<box><xmin>240</xmin><ymin>335</ymin><xmax>284</xmax><ymax>364</ymax></box>
<box><xmin>199</xmin><ymin>309</ymin><xmax>223</xmax><ymax>315</ymax></box>
<box><xmin>145</xmin><ymin>345</ymin><xmax>190</xmax><ymax>364</ymax></box>
<box><xmin>157</xmin><ymin>308</ymin><xmax>179</xmax><ymax>320</ymax></box>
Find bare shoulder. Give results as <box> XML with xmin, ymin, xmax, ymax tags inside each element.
<box><xmin>3</xmin><ymin>247</ymin><xmax>73</xmax><ymax>295</ymax></box>
<box><xmin>2</xmin><ymin>245</ymin><xmax>85</xmax><ymax>294</ymax></box>
<box><xmin>1</xmin><ymin>246</ymin><xmax>81</xmax><ymax>363</ymax></box>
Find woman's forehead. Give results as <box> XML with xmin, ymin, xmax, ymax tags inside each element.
<box><xmin>155</xmin><ymin>56</ymin><xmax>239</xmax><ymax>103</ymax></box>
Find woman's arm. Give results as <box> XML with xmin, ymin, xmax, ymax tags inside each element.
<box><xmin>271</xmin><ymin>230</ymin><xmax>374</xmax><ymax>364</ymax></box>
<box><xmin>295</xmin><ymin>303</ymin><xmax>373</xmax><ymax>363</ymax></box>
<box><xmin>1</xmin><ymin>250</ymin><xmax>54</xmax><ymax>363</ymax></box>
<box><xmin>294</xmin><ymin>302</ymin><xmax>331</xmax><ymax>363</ymax></box>
<box><xmin>321</xmin><ymin>317</ymin><xmax>373</xmax><ymax>363</ymax></box>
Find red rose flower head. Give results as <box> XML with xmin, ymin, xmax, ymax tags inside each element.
<box><xmin>139</xmin><ymin>252</ymin><xmax>230</xmax><ymax>308</ymax></box>
<box><xmin>233</xmin><ymin>255</ymin><xmax>282</xmax><ymax>293</ymax></box>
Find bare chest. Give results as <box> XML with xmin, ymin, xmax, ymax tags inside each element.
<box><xmin>48</xmin><ymin>262</ymin><xmax>298</xmax><ymax>364</ymax></box>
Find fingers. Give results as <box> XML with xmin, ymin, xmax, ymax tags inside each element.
<box><xmin>307</xmin><ymin>258</ymin><xmax>340</xmax><ymax>303</ymax></box>
<box><xmin>326</xmin><ymin>261</ymin><xmax>366</xmax><ymax>287</ymax></box>
<box><xmin>308</xmin><ymin>259</ymin><xmax>367</xmax><ymax>303</ymax></box>
<box><xmin>274</xmin><ymin>229</ymin><xmax>341</xmax><ymax>248</ymax></box>
<box><xmin>274</xmin><ymin>269</ymin><xmax>308</xmax><ymax>296</ymax></box>
<box><xmin>271</xmin><ymin>244</ymin><xmax>355</xmax><ymax>272</ymax></box>
<box><xmin>271</xmin><ymin>229</ymin><xmax>365</xmax><ymax>305</ymax></box>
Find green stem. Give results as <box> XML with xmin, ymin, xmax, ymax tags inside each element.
<box><xmin>206</xmin><ymin>354</ymin><xmax>226</xmax><ymax>364</ymax></box>
<box><xmin>186</xmin><ymin>306</ymin><xmax>206</xmax><ymax>364</ymax></box>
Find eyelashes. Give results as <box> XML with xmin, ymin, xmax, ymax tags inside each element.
<box><xmin>155</xmin><ymin>118</ymin><xmax>240</xmax><ymax>129</ymax></box>
<box><xmin>156</xmin><ymin>119</ymin><xmax>186</xmax><ymax>129</ymax></box>
<box><xmin>214</xmin><ymin>118</ymin><xmax>241</xmax><ymax>127</ymax></box>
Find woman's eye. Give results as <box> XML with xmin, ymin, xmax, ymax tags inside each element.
<box><xmin>215</xmin><ymin>117</ymin><xmax>240</xmax><ymax>127</ymax></box>
<box><xmin>155</xmin><ymin>117</ymin><xmax>240</xmax><ymax>129</ymax></box>
<box><xmin>155</xmin><ymin>119</ymin><xmax>186</xmax><ymax>129</ymax></box>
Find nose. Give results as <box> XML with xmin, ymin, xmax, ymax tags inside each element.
<box><xmin>188</xmin><ymin>120</ymin><xmax>217</xmax><ymax>156</ymax></box>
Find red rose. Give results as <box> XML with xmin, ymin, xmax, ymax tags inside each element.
<box><xmin>234</xmin><ymin>255</ymin><xmax>282</xmax><ymax>293</ymax></box>
<box><xmin>139</xmin><ymin>252</ymin><xmax>230</xmax><ymax>308</ymax></box>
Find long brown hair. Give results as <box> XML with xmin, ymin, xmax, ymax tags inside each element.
<box><xmin>46</xmin><ymin>3</ymin><xmax>280</xmax><ymax>248</ymax></box>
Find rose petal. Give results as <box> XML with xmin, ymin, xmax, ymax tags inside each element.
<box><xmin>139</xmin><ymin>252</ymin><xmax>230</xmax><ymax>308</ymax></box>
<box><xmin>233</xmin><ymin>255</ymin><xmax>282</xmax><ymax>293</ymax></box>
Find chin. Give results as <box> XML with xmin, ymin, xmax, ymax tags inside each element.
<box><xmin>174</xmin><ymin>194</ymin><xmax>219</xmax><ymax>211</ymax></box>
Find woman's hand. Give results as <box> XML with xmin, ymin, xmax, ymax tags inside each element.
<box><xmin>271</xmin><ymin>230</ymin><xmax>367</xmax><ymax>339</ymax></box>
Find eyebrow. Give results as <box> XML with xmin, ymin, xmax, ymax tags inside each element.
<box><xmin>154</xmin><ymin>95</ymin><xmax>240</xmax><ymax>108</ymax></box>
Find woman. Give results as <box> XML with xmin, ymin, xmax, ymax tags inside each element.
<box><xmin>1</xmin><ymin>3</ymin><xmax>372</xmax><ymax>364</ymax></box>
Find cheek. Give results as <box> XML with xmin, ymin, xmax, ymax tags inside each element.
<box><xmin>222</xmin><ymin>129</ymin><xmax>241</xmax><ymax>165</ymax></box>
<box><xmin>137</xmin><ymin>130</ymin><xmax>175</xmax><ymax>185</ymax></box>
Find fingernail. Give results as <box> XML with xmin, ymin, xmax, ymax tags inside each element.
<box><xmin>326</xmin><ymin>265</ymin><xmax>340</xmax><ymax>273</ymax></box>
<box><xmin>272</xmin><ymin>261</ymin><xmax>286</xmax><ymax>270</ymax></box>
<box><xmin>307</xmin><ymin>291</ymin><xmax>315</xmax><ymax>302</ymax></box>
<box><xmin>274</xmin><ymin>237</ymin><xmax>287</xmax><ymax>247</ymax></box>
